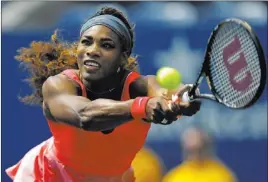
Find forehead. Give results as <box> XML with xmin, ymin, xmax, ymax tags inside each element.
<box><xmin>81</xmin><ymin>25</ymin><xmax>120</xmax><ymax>41</ymax></box>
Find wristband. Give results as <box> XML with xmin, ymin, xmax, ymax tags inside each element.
<box><xmin>131</xmin><ymin>97</ymin><xmax>151</xmax><ymax>120</ymax></box>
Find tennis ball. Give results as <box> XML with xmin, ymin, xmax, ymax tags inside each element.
<box><xmin>156</xmin><ymin>67</ymin><xmax>182</xmax><ymax>90</ymax></box>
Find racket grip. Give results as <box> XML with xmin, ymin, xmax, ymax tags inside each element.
<box><xmin>167</xmin><ymin>92</ymin><xmax>191</xmax><ymax>110</ymax></box>
<box><xmin>182</xmin><ymin>91</ymin><xmax>190</xmax><ymax>102</ymax></box>
<box><xmin>183</xmin><ymin>85</ymin><xmax>200</xmax><ymax>101</ymax></box>
<box><xmin>167</xmin><ymin>92</ymin><xmax>194</xmax><ymax>106</ymax></box>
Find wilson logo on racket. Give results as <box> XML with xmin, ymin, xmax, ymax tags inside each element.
<box><xmin>178</xmin><ymin>18</ymin><xmax>266</xmax><ymax>109</ymax></box>
<box><xmin>223</xmin><ymin>35</ymin><xmax>253</xmax><ymax>92</ymax></box>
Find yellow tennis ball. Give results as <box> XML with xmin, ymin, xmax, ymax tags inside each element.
<box><xmin>156</xmin><ymin>67</ymin><xmax>182</xmax><ymax>90</ymax></box>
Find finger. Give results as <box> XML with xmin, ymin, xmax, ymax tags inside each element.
<box><xmin>151</xmin><ymin>114</ymin><xmax>157</xmax><ymax>122</ymax></box>
<box><xmin>144</xmin><ymin>112</ymin><xmax>155</xmax><ymax>123</ymax></box>
<box><xmin>180</xmin><ymin>106</ymin><xmax>198</xmax><ymax>116</ymax></box>
<box><xmin>179</xmin><ymin>101</ymin><xmax>190</xmax><ymax>108</ymax></box>
<box><xmin>192</xmin><ymin>102</ymin><xmax>201</xmax><ymax>111</ymax></box>
<box><xmin>165</xmin><ymin>114</ymin><xmax>178</xmax><ymax>122</ymax></box>
<box><xmin>153</xmin><ymin>109</ymin><xmax>165</xmax><ymax>123</ymax></box>
<box><xmin>147</xmin><ymin>112</ymin><xmax>164</xmax><ymax>124</ymax></box>
<box><xmin>164</xmin><ymin>102</ymin><xmax>182</xmax><ymax>120</ymax></box>
<box><xmin>176</xmin><ymin>85</ymin><xmax>192</xmax><ymax>97</ymax></box>
<box><xmin>174</xmin><ymin>99</ymin><xmax>202</xmax><ymax>116</ymax></box>
<box><xmin>142</xmin><ymin>118</ymin><xmax>151</xmax><ymax>123</ymax></box>
<box><xmin>170</xmin><ymin>102</ymin><xmax>180</xmax><ymax>112</ymax></box>
<box><xmin>188</xmin><ymin>99</ymin><xmax>202</xmax><ymax>111</ymax></box>
<box><xmin>176</xmin><ymin>103</ymin><xmax>189</xmax><ymax>116</ymax></box>
<box><xmin>159</xmin><ymin>99</ymin><xmax>171</xmax><ymax>113</ymax></box>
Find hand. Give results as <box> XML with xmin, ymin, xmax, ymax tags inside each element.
<box><xmin>144</xmin><ymin>96</ymin><xmax>177</xmax><ymax>124</ymax></box>
<box><xmin>171</xmin><ymin>84</ymin><xmax>201</xmax><ymax>116</ymax></box>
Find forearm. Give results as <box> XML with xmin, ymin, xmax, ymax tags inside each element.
<box><xmin>79</xmin><ymin>99</ymin><xmax>134</xmax><ymax>131</ymax></box>
<box><xmin>47</xmin><ymin>95</ymin><xmax>135</xmax><ymax>131</ymax></box>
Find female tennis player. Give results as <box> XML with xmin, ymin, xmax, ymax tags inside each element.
<box><xmin>6</xmin><ymin>7</ymin><xmax>201</xmax><ymax>182</ymax></box>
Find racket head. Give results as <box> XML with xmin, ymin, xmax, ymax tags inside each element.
<box><xmin>204</xmin><ymin>18</ymin><xmax>266</xmax><ymax>109</ymax></box>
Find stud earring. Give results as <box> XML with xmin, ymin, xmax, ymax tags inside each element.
<box><xmin>117</xmin><ymin>67</ymin><xmax>121</xmax><ymax>73</ymax></box>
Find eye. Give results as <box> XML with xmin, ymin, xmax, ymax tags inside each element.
<box><xmin>81</xmin><ymin>39</ymin><xmax>91</xmax><ymax>46</ymax></box>
<box><xmin>102</xmin><ymin>43</ymin><xmax>114</xmax><ymax>49</ymax></box>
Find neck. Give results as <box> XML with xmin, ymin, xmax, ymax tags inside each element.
<box><xmin>186</xmin><ymin>153</ymin><xmax>214</xmax><ymax>163</ymax></box>
<box><xmin>81</xmin><ymin>71</ymin><xmax>122</xmax><ymax>94</ymax></box>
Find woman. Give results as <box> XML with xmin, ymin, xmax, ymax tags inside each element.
<box><xmin>6</xmin><ymin>7</ymin><xmax>201</xmax><ymax>182</ymax></box>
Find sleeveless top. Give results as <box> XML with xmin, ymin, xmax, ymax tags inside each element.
<box><xmin>47</xmin><ymin>69</ymin><xmax>151</xmax><ymax>176</ymax></box>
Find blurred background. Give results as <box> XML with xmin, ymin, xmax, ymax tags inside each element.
<box><xmin>1</xmin><ymin>1</ymin><xmax>267</xmax><ymax>182</ymax></box>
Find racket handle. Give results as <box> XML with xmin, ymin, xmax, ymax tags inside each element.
<box><xmin>182</xmin><ymin>91</ymin><xmax>191</xmax><ymax>102</ymax></box>
<box><xmin>183</xmin><ymin>85</ymin><xmax>201</xmax><ymax>101</ymax></box>
<box><xmin>166</xmin><ymin>92</ymin><xmax>193</xmax><ymax>110</ymax></box>
<box><xmin>161</xmin><ymin>88</ymin><xmax>200</xmax><ymax>124</ymax></box>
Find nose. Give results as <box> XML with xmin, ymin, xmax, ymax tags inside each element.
<box><xmin>86</xmin><ymin>43</ymin><xmax>101</xmax><ymax>58</ymax></box>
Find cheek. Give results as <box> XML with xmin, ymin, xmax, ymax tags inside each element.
<box><xmin>76</xmin><ymin>47</ymin><xmax>85</xmax><ymax>66</ymax></box>
<box><xmin>104</xmin><ymin>51</ymin><xmax>122</xmax><ymax>67</ymax></box>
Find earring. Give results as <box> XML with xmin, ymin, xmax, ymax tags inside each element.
<box><xmin>117</xmin><ymin>67</ymin><xmax>121</xmax><ymax>73</ymax></box>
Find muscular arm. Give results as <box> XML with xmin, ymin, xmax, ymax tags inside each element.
<box><xmin>42</xmin><ymin>74</ymin><xmax>134</xmax><ymax>131</ymax></box>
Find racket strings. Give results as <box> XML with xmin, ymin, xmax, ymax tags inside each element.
<box><xmin>209</xmin><ymin>21</ymin><xmax>261</xmax><ymax>108</ymax></box>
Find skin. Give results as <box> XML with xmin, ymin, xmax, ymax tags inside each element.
<box><xmin>77</xmin><ymin>25</ymin><xmax>127</xmax><ymax>90</ymax></box>
<box><xmin>42</xmin><ymin>24</ymin><xmax>201</xmax><ymax>131</ymax></box>
<box><xmin>181</xmin><ymin>128</ymin><xmax>213</xmax><ymax>162</ymax></box>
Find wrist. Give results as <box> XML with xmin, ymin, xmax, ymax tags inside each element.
<box><xmin>131</xmin><ymin>97</ymin><xmax>151</xmax><ymax>120</ymax></box>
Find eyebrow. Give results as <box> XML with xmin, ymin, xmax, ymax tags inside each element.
<box><xmin>83</xmin><ymin>36</ymin><xmax>114</xmax><ymax>42</ymax></box>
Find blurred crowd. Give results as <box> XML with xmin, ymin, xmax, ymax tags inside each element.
<box><xmin>133</xmin><ymin>127</ymin><xmax>237</xmax><ymax>182</ymax></box>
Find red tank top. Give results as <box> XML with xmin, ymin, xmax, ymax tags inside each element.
<box><xmin>47</xmin><ymin>69</ymin><xmax>151</xmax><ymax>176</ymax></box>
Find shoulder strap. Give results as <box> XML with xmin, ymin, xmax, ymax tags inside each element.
<box><xmin>63</xmin><ymin>69</ymin><xmax>87</xmax><ymax>97</ymax></box>
<box><xmin>121</xmin><ymin>71</ymin><xmax>140</xmax><ymax>100</ymax></box>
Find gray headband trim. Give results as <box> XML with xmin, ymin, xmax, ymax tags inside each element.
<box><xmin>80</xmin><ymin>15</ymin><xmax>131</xmax><ymax>54</ymax></box>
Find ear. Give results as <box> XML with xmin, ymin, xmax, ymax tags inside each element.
<box><xmin>120</xmin><ymin>52</ymin><xmax>129</xmax><ymax>67</ymax></box>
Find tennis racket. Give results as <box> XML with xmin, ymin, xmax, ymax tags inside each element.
<box><xmin>180</xmin><ymin>18</ymin><xmax>266</xmax><ymax>109</ymax></box>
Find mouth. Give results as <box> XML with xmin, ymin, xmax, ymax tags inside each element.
<box><xmin>83</xmin><ymin>60</ymin><xmax>101</xmax><ymax>71</ymax></box>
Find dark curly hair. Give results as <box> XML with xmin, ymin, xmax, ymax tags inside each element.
<box><xmin>16</xmin><ymin>7</ymin><xmax>138</xmax><ymax>105</ymax></box>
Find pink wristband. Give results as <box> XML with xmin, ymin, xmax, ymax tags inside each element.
<box><xmin>131</xmin><ymin>97</ymin><xmax>151</xmax><ymax>120</ymax></box>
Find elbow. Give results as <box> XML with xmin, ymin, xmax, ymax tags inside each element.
<box><xmin>75</xmin><ymin>105</ymin><xmax>96</xmax><ymax>131</ymax></box>
<box><xmin>78</xmin><ymin>114</ymin><xmax>104</xmax><ymax>132</ymax></box>
<box><xmin>79</xmin><ymin>115</ymin><xmax>95</xmax><ymax>131</ymax></box>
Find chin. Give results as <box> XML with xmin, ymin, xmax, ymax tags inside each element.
<box><xmin>81</xmin><ymin>70</ymin><xmax>105</xmax><ymax>82</ymax></box>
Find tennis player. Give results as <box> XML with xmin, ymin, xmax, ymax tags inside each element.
<box><xmin>6</xmin><ymin>7</ymin><xmax>201</xmax><ymax>182</ymax></box>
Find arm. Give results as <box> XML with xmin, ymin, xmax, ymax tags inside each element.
<box><xmin>42</xmin><ymin>74</ymin><xmax>134</xmax><ymax>131</ymax></box>
<box><xmin>130</xmin><ymin>75</ymin><xmax>201</xmax><ymax>118</ymax></box>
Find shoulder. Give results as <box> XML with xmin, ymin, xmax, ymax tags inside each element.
<box><xmin>212</xmin><ymin>160</ymin><xmax>237</xmax><ymax>181</ymax></box>
<box><xmin>162</xmin><ymin>165</ymin><xmax>184</xmax><ymax>182</ymax></box>
<box><xmin>42</xmin><ymin>69</ymin><xmax>80</xmax><ymax>99</ymax></box>
<box><xmin>128</xmin><ymin>74</ymin><xmax>167</xmax><ymax>98</ymax></box>
<box><xmin>129</xmin><ymin>74</ymin><xmax>149</xmax><ymax>98</ymax></box>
